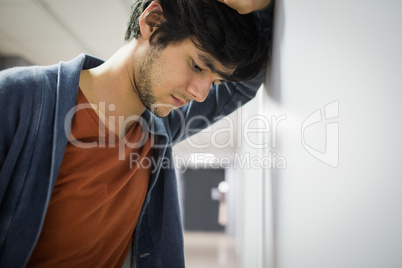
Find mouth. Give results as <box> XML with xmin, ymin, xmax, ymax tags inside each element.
<box><xmin>171</xmin><ymin>94</ymin><xmax>186</xmax><ymax>107</ymax></box>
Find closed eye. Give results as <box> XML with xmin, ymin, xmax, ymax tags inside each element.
<box><xmin>192</xmin><ymin>60</ymin><xmax>203</xmax><ymax>72</ymax></box>
<box><xmin>212</xmin><ymin>80</ymin><xmax>227</xmax><ymax>86</ymax></box>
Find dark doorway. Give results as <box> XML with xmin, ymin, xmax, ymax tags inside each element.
<box><xmin>182</xmin><ymin>168</ymin><xmax>225</xmax><ymax>231</ymax></box>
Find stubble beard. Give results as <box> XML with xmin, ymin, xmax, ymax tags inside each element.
<box><xmin>136</xmin><ymin>46</ymin><xmax>168</xmax><ymax>117</ymax></box>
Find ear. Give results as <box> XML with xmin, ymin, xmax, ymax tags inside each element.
<box><xmin>139</xmin><ymin>1</ymin><xmax>163</xmax><ymax>41</ymax></box>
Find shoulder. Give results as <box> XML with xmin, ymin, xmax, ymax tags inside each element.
<box><xmin>0</xmin><ymin>66</ymin><xmax>42</xmax><ymax>109</ymax></box>
<box><xmin>0</xmin><ymin>66</ymin><xmax>41</xmax><ymax>87</ymax></box>
<box><xmin>0</xmin><ymin>65</ymin><xmax>60</xmax><ymax>127</ymax></box>
<box><xmin>0</xmin><ymin>64</ymin><xmax>60</xmax><ymax>101</ymax></box>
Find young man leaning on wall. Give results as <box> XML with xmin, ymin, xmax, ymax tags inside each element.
<box><xmin>0</xmin><ymin>0</ymin><xmax>274</xmax><ymax>267</ymax></box>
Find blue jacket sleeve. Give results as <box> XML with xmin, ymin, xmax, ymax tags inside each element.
<box><xmin>253</xmin><ymin>0</ymin><xmax>275</xmax><ymax>45</ymax></box>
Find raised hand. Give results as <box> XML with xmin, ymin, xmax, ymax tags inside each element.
<box><xmin>217</xmin><ymin>0</ymin><xmax>272</xmax><ymax>14</ymax></box>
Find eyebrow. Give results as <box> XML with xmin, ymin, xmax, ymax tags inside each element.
<box><xmin>197</xmin><ymin>54</ymin><xmax>233</xmax><ymax>81</ymax></box>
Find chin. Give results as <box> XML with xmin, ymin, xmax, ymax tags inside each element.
<box><xmin>147</xmin><ymin>103</ymin><xmax>176</xmax><ymax>118</ymax></box>
<box><xmin>153</xmin><ymin>112</ymin><xmax>170</xmax><ymax>118</ymax></box>
<box><xmin>148</xmin><ymin>107</ymin><xmax>173</xmax><ymax>118</ymax></box>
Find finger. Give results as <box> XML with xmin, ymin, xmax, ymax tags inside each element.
<box><xmin>217</xmin><ymin>0</ymin><xmax>243</xmax><ymax>13</ymax></box>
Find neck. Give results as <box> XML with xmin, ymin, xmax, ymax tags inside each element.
<box><xmin>79</xmin><ymin>40</ymin><xmax>146</xmax><ymax>117</ymax></box>
<box><xmin>79</xmin><ymin>40</ymin><xmax>146</xmax><ymax>136</ymax></box>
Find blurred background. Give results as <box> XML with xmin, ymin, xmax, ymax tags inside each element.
<box><xmin>1</xmin><ymin>0</ymin><xmax>402</xmax><ymax>267</ymax></box>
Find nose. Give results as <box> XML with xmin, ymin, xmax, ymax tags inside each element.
<box><xmin>186</xmin><ymin>76</ymin><xmax>213</xmax><ymax>102</ymax></box>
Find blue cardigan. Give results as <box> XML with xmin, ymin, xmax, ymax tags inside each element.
<box><xmin>0</xmin><ymin>3</ymin><xmax>273</xmax><ymax>267</ymax></box>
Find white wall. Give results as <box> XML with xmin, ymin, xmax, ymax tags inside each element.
<box><xmin>237</xmin><ymin>89</ymin><xmax>266</xmax><ymax>268</ymax></box>
<box><xmin>239</xmin><ymin>0</ymin><xmax>402</xmax><ymax>267</ymax></box>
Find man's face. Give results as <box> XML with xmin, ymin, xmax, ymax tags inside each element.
<box><xmin>134</xmin><ymin>38</ymin><xmax>234</xmax><ymax>117</ymax></box>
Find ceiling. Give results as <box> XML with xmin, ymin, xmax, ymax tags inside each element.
<box><xmin>0</xmin><ymin>0</ymin><xmax>131</xmax><ymax>65</ymax></box>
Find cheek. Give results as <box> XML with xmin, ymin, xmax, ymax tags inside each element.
<box><xmin>163</xmin><ymin>52</ymin><xmax>192</xmax><ymax>85</ymax></box>
<box><xmin>165</xmin><ymin>64</ymin><xmax>192</xmax><ymax>88</ymax></box>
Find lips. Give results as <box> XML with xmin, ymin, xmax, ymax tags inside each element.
<box><xmin>171</xmin><ymin>95</ymin><xmax>185</xmax><ymax>107</ymax></box>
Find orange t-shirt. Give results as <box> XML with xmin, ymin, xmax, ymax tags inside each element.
<box><xmin>27</xmin><ymin>89</ymin><xmax>153</xmax><ymax>267</ymax></box>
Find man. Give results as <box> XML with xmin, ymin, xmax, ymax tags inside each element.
<box><xmin>0</xmin><ymin>0</ymin><xmax>273</xmax><ymax>267</ymax></box>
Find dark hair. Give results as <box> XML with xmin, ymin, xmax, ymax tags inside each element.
<box><xmin>125</xmin><ymin>0</ymin><xmax>269</xmax><ymax>82</ymax></box>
